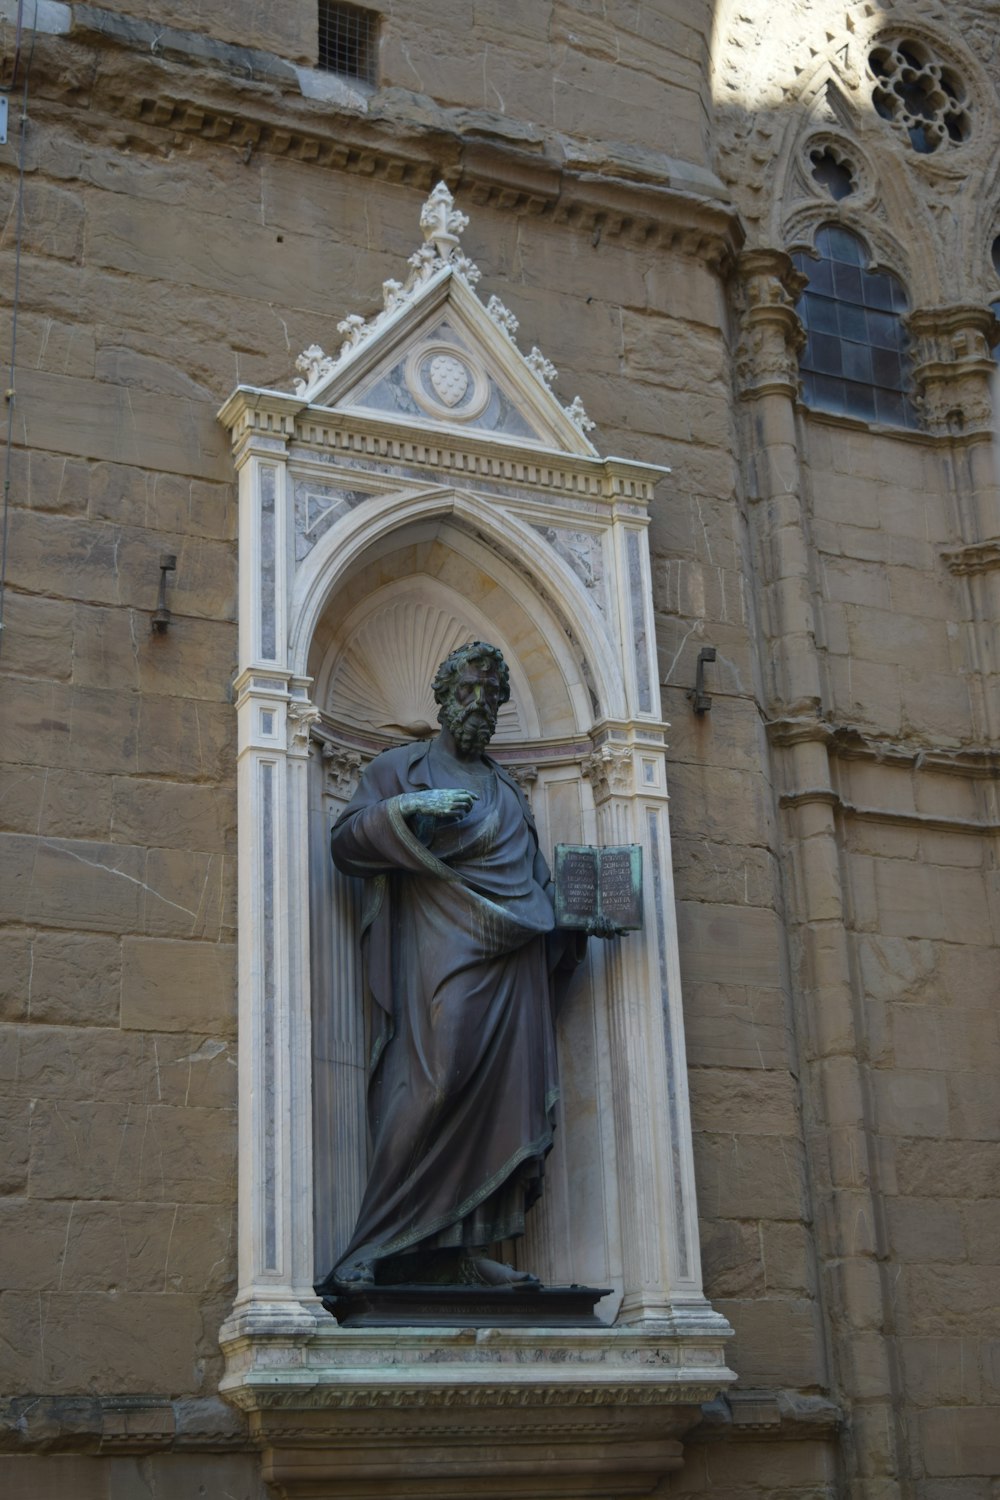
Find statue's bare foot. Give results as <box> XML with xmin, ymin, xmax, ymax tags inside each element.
<box><xmin>464</xmin><ymin>1255</ymin><xmax>540</xmax><ymax>1287</ymax></box>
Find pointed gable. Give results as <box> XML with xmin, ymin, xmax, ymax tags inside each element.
<box><xmin>289</xmin><ymin>183</ymin><xmax>599</xmax><ymax>458</ymax></box>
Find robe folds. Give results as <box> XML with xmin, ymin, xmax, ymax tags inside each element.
<box><xmin>324</xmin><ymin>739</ymin><xmax>572</xmax><ymax>1282</ymax></box>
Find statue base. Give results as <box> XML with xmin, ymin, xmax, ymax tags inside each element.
<box><xmin>319</xmin><ymin>1283</ymin><xmax>613</xmax><ymax>1327</ymax></box>
<box><xmin>220</xmin><ymin>1298</ymin><xmax>736</xmax><ymax>1498</ymax></box>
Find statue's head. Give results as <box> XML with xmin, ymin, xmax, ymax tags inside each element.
<box><xmin>432</xmin><ymin>641</ymin><xmax>510</xmax><ymax>755</ymax></box>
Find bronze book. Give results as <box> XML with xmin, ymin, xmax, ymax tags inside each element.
<box><xmin>553</xmin><ymin>844</ymin><xmax>644</xmax><ymax>931</ymax></box>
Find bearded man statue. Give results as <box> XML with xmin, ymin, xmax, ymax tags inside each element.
<box><xmin>316</xmin><ymin>640</ymin><xmax>607</xmax><ymax>1292</ymax></box>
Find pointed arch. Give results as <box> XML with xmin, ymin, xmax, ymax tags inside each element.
<box><xmin>289</xmin><ymin>485</ymin><xmax>630</xmax><ymax>728</ymax></box>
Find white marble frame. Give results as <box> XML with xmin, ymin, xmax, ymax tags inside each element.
<box><xmin>218</xmin><ymin>378</ymin><xmax>725</xmax><ymax>1353</ymax></box>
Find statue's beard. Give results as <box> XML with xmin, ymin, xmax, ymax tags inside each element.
<box><xmin>443</xmin><ymin>701</ymin><xmax>496</xmax><ymax>755</ymax></box>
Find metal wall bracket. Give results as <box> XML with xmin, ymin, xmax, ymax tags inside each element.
<box><xmin>688</xmin><ymin>646</ymin><xmax>716</xmax><ymax>714</ymax></box>
<box><xmin>151</xmin><ymin>554</ymin><xmax>177</xmax><ymax>633</ymax></box>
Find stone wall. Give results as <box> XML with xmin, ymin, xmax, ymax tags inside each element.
<box><xmin>805</xmin><ymin>421</ymin><xmax>1000</xmax><ymax>1496</ymax></box>
<box><xmin>0</xmin><ymin>3</ymin><xmax>997</xmax><ymax>1497</ymax></box>
<box><xmin>61</xmin><ymin>0</ymin><xmax>716</xmax><ymax>164</ymax></box>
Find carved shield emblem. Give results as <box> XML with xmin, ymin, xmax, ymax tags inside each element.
<box><xmin>427</xmin><ymin>353</ymin><xmax>470</xmax><ymax>408</ymax></box>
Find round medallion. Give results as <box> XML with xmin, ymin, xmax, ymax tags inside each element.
<box><xmin>404</xmin><ymin>339</ymin><xmax>491</xmax><ymax>423</ymax></box>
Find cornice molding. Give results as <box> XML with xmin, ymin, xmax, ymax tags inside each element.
<box><xmin>30</xmin><ymin>18</ymin><xmax>743</xmax><ymax>267</ymax></box>
<box><xmin>693</xmin><ymin>1388</ymin><xmax>842</xmax><ymax>1445</ymax></box>
<box><xmin>765</xmin><ymin>714</ymin><xmax>1000</xmax><ymax>779</ymax></box>
<box><xmin>219</xmin><ymin>385</ymin><xmax>666</xmax><ymax>506</ymax></box>
<box><xmin>779</xmin><ymin>789</ymin><xmax>1000</xmax><ymax>837</ymax></box>
<box><xmin>940</xmin><ymin>540</ymin><xmax>1000</xmax><ymax>576</ymax></box>
<box><xmin>0</xmin><ymin>1394</ymin><xmax>249</xmax><ymax>1456</ymax></box>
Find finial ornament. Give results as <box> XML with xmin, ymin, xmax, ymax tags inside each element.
<box><xmin>564</xmin><ymin>395</ymin><xmax>596</xmax><ymax>433</ymax></box>
<box><xmin>418</xmin><ymin>181</ymin><xmax>470</xmax><ymax>261</ymax></box>
<box><xmin>288</xmin><ymin>182</ymin><xmax>596</xmax><ymax>441</ymax></box>
<box><xmin>337</xmin><ymin>313</ymin><xmax>370</xmax><ymax>357</ymax></box>
<box><xmin>486</xmin><ymin>296</ymin><xmax>519</xmax><ymax>339</ymax></box>
<box><xmin>293</xmin><ymin>344</ymin><xmax>335</xmax><ymax>396</ymax></box>
<box><xmin>525</xmin><ymin>348</ymin><xmax>558</xmax><ymax>387</ymax></box>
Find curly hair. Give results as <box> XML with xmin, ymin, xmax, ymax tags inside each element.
<box><xmin>431</xmin><ymin>640</ymin><xmax>511</xmax><ymax>710</ymax></box>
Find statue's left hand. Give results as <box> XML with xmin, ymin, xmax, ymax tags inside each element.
<box><xmin>586</xmin><ymin>914</ymin><xmax>626</xmax><ymax>940</ymax></box>
<box><xmin>398</xmin><ymin>788</ymin><xmax>478</xmax><ymax>826</ymax></box>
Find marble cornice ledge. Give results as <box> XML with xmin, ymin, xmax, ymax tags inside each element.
<box><xmin>31</xmin><ymin>12</ymin><xmax>743</xmax><ymax>266</ymax></box>
<box><xmin>218</xmin><ymin>1313</ymin><xmax>735</xmax><ymax>1412</ymax></box>
<box><xmin>219</xmin><ymin>383</ymin><xmax>666</xmax><ymax>504</ymax></box>
<box><xmin>218</xmin><ymin>1312</ymin><xmax>734</xmax><ymax>1498</ymax></box>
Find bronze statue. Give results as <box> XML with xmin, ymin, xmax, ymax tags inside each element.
<box><xmin>320</xmin><ymin>641</ymin><xmax>615</xmax><ymax>1290</ymax></box>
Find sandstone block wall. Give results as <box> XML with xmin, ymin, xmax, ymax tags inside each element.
<box><xmin>805</xmin><ymin>422</ymin><xmax>1000</xmax><ymax>1494</ymax></box>
<box><xmin>72</xmin><ymin>0</ymin><xmax>716</xmax><ymax>165</ymax></box>
<box><xmin>0</xmin><ymin>4</ymin><xmax>997</xmax><ymax>1497</ymax></box>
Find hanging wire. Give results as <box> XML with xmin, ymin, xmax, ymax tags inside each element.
<box><xmin>0</xmin><ymin>1</ymin><xmax>38</xmax><ymax>658</ymax></box>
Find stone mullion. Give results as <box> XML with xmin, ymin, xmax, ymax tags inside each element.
<box><xmin>736</xmin><ymin>251</ymin><xmax>905</xmax><ymax>1498</ymax></box>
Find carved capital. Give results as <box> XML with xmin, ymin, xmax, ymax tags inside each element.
<box><xmin>733</xmin><ymin>249</ymin><xmax>807</xmax><ymax>400</ymax></box>
<box><xmin>584</xmin><ymin>745</ymin><xmax>633</xmax><ymax>804</ymax></box>
<box><xmin>322</xmin><ymin>743</ymin><xmax>363</xmax><ymax>800</ymax></box>
<box><xmin>908</xmin><ymin>305</ymin><xmax>998</xmax><ymax>437</ymax></box>
<box><xmin>287</xmin><ymin>700</ymin><xmax>322</xmax><ymax>753</ymax></box>
<box><xmin>503</xmin><ymin>763</ymin><xmax>539</xmax><ymax>804</ymax></box>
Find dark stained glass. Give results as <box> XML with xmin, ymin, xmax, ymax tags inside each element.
<box><xmin>793</xmin><ymin>226</ymin><xmax>919</xmax><ymax>429</ymax></box>
<box><xmin>836</xmin><ymin>303</ymin><xmax>868</xmax><ymax>341</ymax></box>
<box><xmin>861</xmin><ymin>272</ymin><xmax>898</xmax><ymax>312</ymax></box>
<box><xmin>832</xmin><ymin>262</ymin><xmax>864</xmax><ymax>301</ymax></box>
<box><xmin>842</xmin><ymin>342</ymin><xmax>872</xmax><ymax>383</ymax></box>
<box><xmin>824</xmin><ymin>227</ymin><xmax>866</xmax><ymax>264</ymax></box>
<box><xmin>808</xmin><ymin>332</ymin><xmax>843</xmax><ymax>376</ymax></box>
<box><xmin>805</xmin><ymin>295</ymin><xmax>839</xmax><ymax>335</ymax></box>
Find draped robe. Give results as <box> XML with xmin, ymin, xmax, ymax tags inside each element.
<box><xmin>322</xmin><ymin>739</ymin><xmax>570</xmax><ymax>1283</ymax></box>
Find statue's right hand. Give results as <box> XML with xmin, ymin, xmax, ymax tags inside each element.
<box><xmin>398</xmin><ymin>788</ymin><xmax>478</xmax><ymax>825</ymax></box>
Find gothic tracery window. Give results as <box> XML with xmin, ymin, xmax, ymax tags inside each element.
<box><xmin>792</xmin><ymin>225</ymin><xmax>919</xmax><ymax>428</ymax></box>
<box><xmin>868</xmin><ymin>37</ymin><xmax>971</xmax><ymax>154</ymax></box>
<box><xmin>809</xmin><ymin>147</ymin><xmax>856</xmax><ymax>202</ymax></box>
